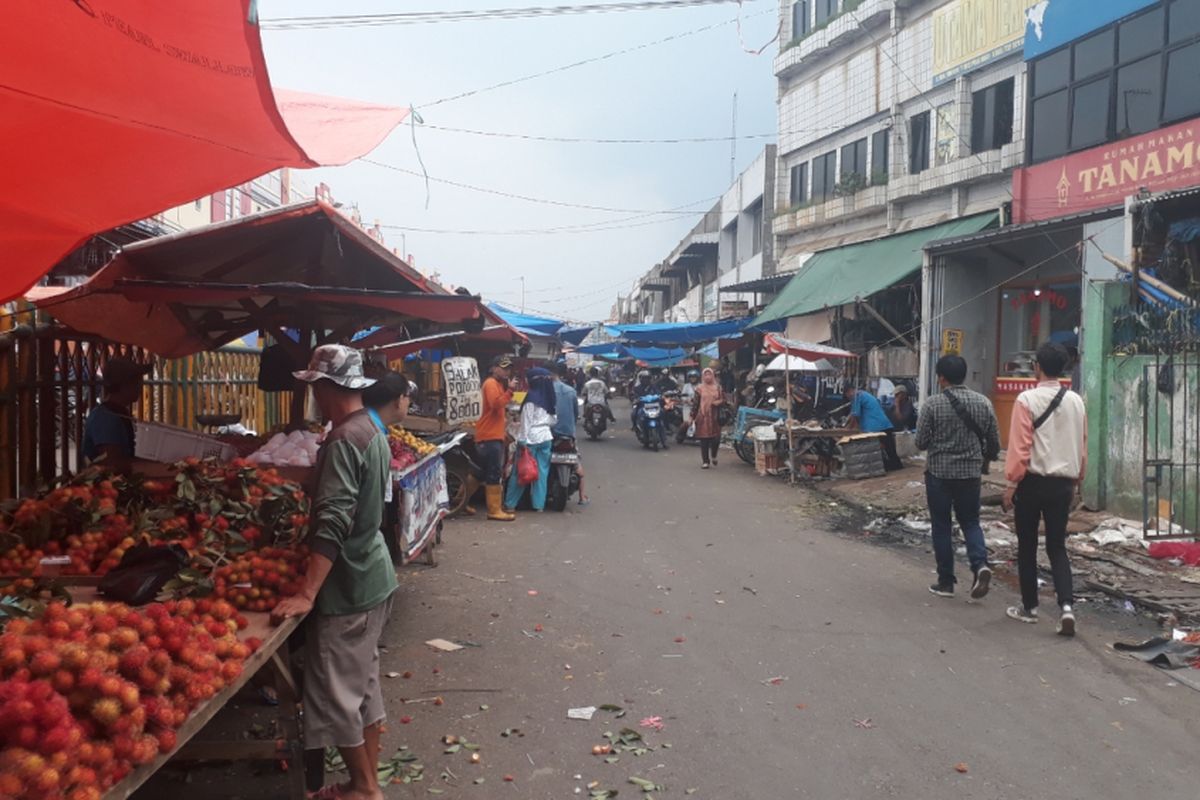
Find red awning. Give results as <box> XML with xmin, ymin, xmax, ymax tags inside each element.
<box><xmin>762</xmin><ymin>333</ymin><xmax>857</xmax><ymax>360</ymax></box>
<box><xmin>0</xmin><ymin>1</ymin><xmax>409</xmax><ymax>302</ymax></box>
<box><xmin>26</xmin><ymin>203</ymin><xmax>482</xmax><ymax>358</ymax></box>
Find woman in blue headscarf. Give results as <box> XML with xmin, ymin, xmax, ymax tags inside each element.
<box><xmin>505</xmin><ymin>367</ymin><xmax>558</xmax><ymax>511</ymax></box>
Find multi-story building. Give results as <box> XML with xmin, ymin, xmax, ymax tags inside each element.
<box><xmin>763</xmin><ymin>0</ymin><xmax>1036</xmax><ymax>377</ymax></box>
<box><xmin>619</xmin><ymin>146</ymin><xmax>777</xmax><ymax>324</ymax></box>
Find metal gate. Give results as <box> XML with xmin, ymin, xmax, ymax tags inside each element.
<box><xmin>1142</xmin><ymin>354</ymin><xmax>1200</xmax><ymax>539</ymax></box>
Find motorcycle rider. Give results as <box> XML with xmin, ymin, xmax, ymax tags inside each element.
<box><xmin>583</xmin><ymin>367</ymin><xmax>615</xmax><ymax>422</ymax></box>
<box><xmin>630</xmin><ymin>370</ymin><xmax>654</xmax><ymax>430</ymax></box>
<box><xmin>652</xmin><ymin>368</ymin><xmax>679</xmax><ymax>395</ymax></box>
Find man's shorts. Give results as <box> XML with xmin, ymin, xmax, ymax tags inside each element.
<box><xmin>303</xmin><ymin>592</ymin><xmax>395</xmax><ymax>749</ymax></box>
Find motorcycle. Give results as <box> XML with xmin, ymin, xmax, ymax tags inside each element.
<box><xmin>633</xmin><ymin>394</ymin><xmax>668</xmax><ymax>451</ymax></box>
<box><xmin>583</xmin><ymin>402</ymin><xmax>609</xmax><ymax>440</ymax></box>
<box><xmin>661</xmin><ymin>390</ymin><xmax>684</xmax><ymax>439</ymax></box>
<box><xmin>547</xmin><ymin>435</ymin><xmax>581</xmax><ymax>511</ymax></box>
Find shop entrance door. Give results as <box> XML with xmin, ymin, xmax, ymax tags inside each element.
<box><xmin>1142</xmin><ymin>355</ymin><xmax>1200</xmax><ymax>539</ymax></box>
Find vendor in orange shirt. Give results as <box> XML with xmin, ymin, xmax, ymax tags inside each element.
<box><xmin>476</xmin><ymin>355</ymin><xmax>515</xmax><ymax>521</ymax></box>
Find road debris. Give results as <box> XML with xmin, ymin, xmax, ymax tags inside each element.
<box><xmin>426</xmin><ymin>638</ymin><xmax>464</xmax><ymax>652</ymax></box>
<box><xmin>761</xmin><ymin>675</ymin><xmax>788</xmax><ymax>686</ymax></box>
<box><xmin>854</xmin><ymin>718</ymin><xmax>875</xmax><ymax>729</ymax></box>
<box><xmin>639</xmin><ymin>716</ymin><xmax>665</xmax><ymax>731</ymax></box>
<box><xmin>955</xmin><ymin>762</ymin><xmax>969</xmax><ymax>773</ymax></box>
<box><xmin>456</xmin><ymin>570</ymin><xmax>508</xmax><ymax>583</ymax></box>
<box><xmin>568</xmin><ymin>706</ymin><xmax>598</xmax><ymax>720</ymax></box>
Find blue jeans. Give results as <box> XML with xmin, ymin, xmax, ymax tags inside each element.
<box><xmin>925</xmin><ymin>474</ymin><xmax>988</xmax><ymax>585</ymax></box>
<box><xmin>506</xmin><ymin>440</ymin><xmax>552</xmax><ymax>510</ymax></box>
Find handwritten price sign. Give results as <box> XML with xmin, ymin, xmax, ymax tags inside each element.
<box><xmin>442</xmin><ymin>357</ymin><xmax>482</xmax><ymax>425</ymax></box>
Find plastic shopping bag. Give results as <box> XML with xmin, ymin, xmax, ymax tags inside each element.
<box><xmin>517</xmin><ymin>446</ymin><xmax>539</xmax><ymax>486</ymax></box>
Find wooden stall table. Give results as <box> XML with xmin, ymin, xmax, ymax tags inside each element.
<box><xmin>46</xmin><ymin>586</ymin><xmax>313</xmax><ymax>800</ymax></box>
<box><xmin>780</xmin><ymin>424</ymin><xmax>854</xmax><ymax>478</ymax></box>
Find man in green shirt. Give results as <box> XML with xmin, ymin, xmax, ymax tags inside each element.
<box><xmin>272</xmin><ymin>344</ymin><xmax>397</xmax><ymax>800</ymax></box>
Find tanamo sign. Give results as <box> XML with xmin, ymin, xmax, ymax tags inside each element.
<box><xmin>1013</xmin><ymin>119</ymin><xmax>1200</xmax><ymax>223</ymax></box>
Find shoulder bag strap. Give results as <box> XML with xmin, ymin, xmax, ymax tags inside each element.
<box><xmin>943</xmin><ymin>389</ymin><xmax>986</xmax><ymax>441</ymax></box>
<box><xmin>1033</xmin><ymin>386</ymin><xmax>1068</xmax><ymax>430</ymax></box>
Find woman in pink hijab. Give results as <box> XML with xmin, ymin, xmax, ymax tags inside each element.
<box><xmin>691</xmin><ymin>367</ymin><xmax>726</xmax><ymax>468</ymax></box>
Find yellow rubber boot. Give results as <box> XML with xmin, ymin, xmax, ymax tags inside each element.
<box><xmin>486</xmin><ymin>485</ymin><xmax>515</xmax><ymax>521</ymax></box>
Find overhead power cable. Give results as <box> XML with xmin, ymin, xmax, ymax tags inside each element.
<box><xmin>260</xmin><ymin>0</ymin><xmax>756</xmax><ymax>29</ymax></box>
<box><xmin>418</xmin><ymin>123</ymin><xmax>843</xmax><ymax>144</ymax></box>
<box><xmin>361</xmin><ymin>157</ymin><xmax>718</xmax><ymax>215</ymax></box>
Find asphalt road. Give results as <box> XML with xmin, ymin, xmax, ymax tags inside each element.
<box><xmin>370</xmin><ymin>403</ymin><xmax>1198</xmax><ymax>799</ymax></box>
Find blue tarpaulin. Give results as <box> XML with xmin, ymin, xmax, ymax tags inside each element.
<box><xmin>487</xmin><ymin>303</ymin><xmax>566</xmax><ymax>337</ymax></box>
<box><xmin>576</xmin><ymin>342</ymin><xmax>690</xmax><ymax>365</ymax></box>
<box><xmin>606</xmin><ymin>318</ymin><xmax>752</xmax><ymax>345</ymax></box>
<box><xmin>559</xmin><ymin>325</ymin><xmax>595</xmax><ymax>346</ymax></box>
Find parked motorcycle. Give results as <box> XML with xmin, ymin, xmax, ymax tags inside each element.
<box><xmin>547</xmin><ymin>435</ymin><xmax>581</xmax><ymax>511</ymax></box>
<box><xmin>633</xmin><ymin>393</ymin><xmax>668</xmax><ymax>451</ymax></box>
<box><xmin>583</xmin><ymin>402</ymin><xmax>609</xmax><ymax>440</ymax></box>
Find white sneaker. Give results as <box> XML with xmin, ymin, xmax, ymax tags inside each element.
<box><xmin>1057</xmin><ymin>607</ymin><xmax>1076</xmax><ymax>637</ymax></box>
<box><xmin>1006</xmin><ymin>606</ymin><xmax>1038</xmax><ymax>624</ymax></box>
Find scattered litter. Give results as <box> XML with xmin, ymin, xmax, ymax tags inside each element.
<box><xmin>639</xmin><ymin>716</ymin><xmax>665</xmax><ymax>731</ymax></box>
<box><xmin>1124</xmin><ymin>600</ymin><xmax>1136</xmax><ymax>612</ymax></box>
<box><xmin>456</xmin><ymin>571</ymin><xmax>508</xmax><ymax>583</ymax></box>
<box><xmin>853</xmin><ymin>718</ymin><xmax>875</xmax><ymax>729</ymax></box>
<box><xmin>534</xmin><ymin>624</ymin><xmax>544</xmax><ymax>632</ymax></box>
<box><xmin>1119</xmin><ymin>697</ymin><xmax>1138</xmax><ymax>705</ymax></box>
<box><xmin>742</xmin><ymin>586</ymin><xmax>758</xmax><ymax>596</ymax></box>
<box><xmin>386</xmin><ymin>671</ymin><xmax>401</xmax><ymax>679</ymax></box>
<box><xmin>673</xmin><ymin>636</ymin><xmax>686</xmax><ymax>643</ymax></box>
<box><xmin>661</xmin><ymin>654</ymin><xmax>683</xmax><ymax>658</ymax></box>
<box><xmin>528</xmin><ymin>590</ymin><xmax>540</xmax><ymax>596</ymax></box>
<box><xmin>900</xmin><ymin>516</ymin><xmax>933</xmax><ymax>534</ymax></box>
<box><xmin>426</xmin><ymin>639</ymin><xmax>464</xmax><ymax>652</ymax></box>
<box><xmin>715</xmin><ymin>599</ymin><xmax>726</xmax><ymax>605</ymax></box>
<box><xmin>905</xmin><ymin>481</ymin><xmax>924</xmax><ymax>489</ymax></box>
<box><xmin>761</xmin><ymin>675</ymin><xmax>788</xmax><ymax>686</ymax></box>
<box><xmin>629</xmin><ymin>776</ymin><xmax>664</xmax><ymax>793</ymax></box>
<box><xmin>954</xmin><ymin>763</ymin><xmax>969</xmax><ymax>774</ymax></box>
<box><xmin>568</xmin><ymin>706</ymin><xmax>598</xmax><ymax>721</ymax></box>
<box><xmin>521</xmin><ymin>629</ymin><xmax>544</xmax><ymax>639</ymax></box>
<box><xmin>663</xmin><ymin>520</ymin><xmax>678</xmax><ymax>526</ymax></box>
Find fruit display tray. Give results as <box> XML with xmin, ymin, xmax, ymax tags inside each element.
<box><xmin>75</xmin><ymin>587</ymin><xmax>309</xmax><ymax>800</ymax></box>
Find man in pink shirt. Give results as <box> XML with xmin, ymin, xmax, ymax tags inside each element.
<box><xmin>1002</xmin><ymin>342</ymin><xmax>1087</xmax><ymax>635</ymax></box>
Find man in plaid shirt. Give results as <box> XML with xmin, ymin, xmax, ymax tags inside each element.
<box><xmin>916</xmin><ymin>355</ymin><xmax>1001</xmax><ymax>600</ymax></box>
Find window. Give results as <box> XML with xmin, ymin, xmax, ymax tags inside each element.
<box><xmin>971</xmin><ymin>78</ymin><xmax>1014</xmax><ymax>153</ymax></box>
<box><xmin>749</xmin><ymin>201</ymin><xmax>763</xmax><ymax>257</ymax></box>
<box><xmin>811</xmin><ymin>151</ymin><xmax>837</xmax><ymax>203</ymax></box>
<box><xmin>1031</xmin><ymin>90</ymin><xmax>1070</xmax><ymax>162</ymax></box>
<box><xmin>1073</xmin><ymin>29</ymin><xmax>1114</xmax><ymax>80</ymax></box>
<box><xmin>814</xmin><ymin>0</ymin><xmax>836</xmax><ymax>27</ymax></box>
<box><xmin>792</xmin><ymin>1</ymin><xmax>809</xmax><ymax>40</ymax></box>
<box><xmin>1120</xmin><ymin>7</ymin><xmax>1164</xmax><ymax>61</ymax></box>
<box><xmin>789</xmin><ymin>162</ymin><xmax>808</xmax><ymax>206</ymax></box>
<box><xmin>193</xmin><ymin>199</ymin><xmax>202</xmax><ymax>211</ymax></box>
<box><xmin>909</xmin><ymin>111</ymin><xmax>931</xmax><ymax>174</ymax></box>
<box><xmin>1028</xmin><ymin>4</ymin><xmax>1200</xmax><ymax>163</ymax></box>
<box><xmin>1169</xmin><ymin>0</ymin><xmax>1200</xmax><ymax>44</ymax></box>
<box><xmin>839</xmin><ymin>138</ymin><xmax>867</xmax><ymax>180</ymax></box>
<box><xmin>1070</xmin><ymin>77</ymin><xmax>1111</xmax><ymax>150</ymax></box>
<box><xmin>1165</xmin><ymin>40</ymin><xmax>1200</xmax><ymax>121</ymax></box>
<box><xmin>870</xmin><ymin>130</ymin><xmax>889</xmax><ymax>183</ymax></box>
<box><xmin>1116</xmin><ymin>54</ymin><xmax>1162</xmax><ymax>136</ymax></box>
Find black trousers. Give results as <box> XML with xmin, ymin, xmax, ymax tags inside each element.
<box><xmin>1014</xmin><ymin>473</ymin><xmax>1075</xmax><ymax>611</ymax></box>
<box><xmin>700</xmin><ymin>437</ymin><xmax>719</xmax><ymax>464</ymax></box>
<box><xmin>881</xmin><ymin>429</ymin><xmax>903</xmax><ymax>471</ymax></box>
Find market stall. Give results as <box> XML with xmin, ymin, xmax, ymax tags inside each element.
<box><xmin>7</xmin><ymin>204</ymin><xmax>505</xmax><ymax>797</ymax></box>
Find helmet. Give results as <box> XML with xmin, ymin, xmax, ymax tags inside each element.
<box><xmin>589</xmin><ymin>367</ymin><xmax>600</xmax><ymax>378</ymax></box>
<box><xmin>686</xmin><ymin>369</ymin><xmax>700</xmax><ymax>381</ymax></box>
<box><xmin>637</xmin><ymin>370</ymin><xmax>650</xmax><ymax>380</ymax></box>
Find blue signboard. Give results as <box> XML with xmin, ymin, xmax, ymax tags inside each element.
<box><xmin>1024</xmin><ymin>0</ymin><xmax>1158</xmax><ymax>58</ymax></box>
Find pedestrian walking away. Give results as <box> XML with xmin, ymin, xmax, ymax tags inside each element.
<box><xmin>692</xmin><ymin>367</ymin><xmax>725</xmax><ymax>468</ymax></box>
<box><xmin>506</xmin><ymin>367</ymin><xmax>557</xmax><ymax>511</ymax></box>
<box><xmin>273</xmin><ymin>344</ymin><xmax>397</xmax><ymax>800</ymax></box>
<box><xmin>477</xmin><ymin>355</ymin><xmax>516</xmax><ymax>521</ymax></box>
<box><xmin>915</xmin><ymin>355</ymin><xmax>1001</xmax><ymax>600</ymax></box>
<box><xmin>1002</xmin><ymin>342</ymin><xmax>1087</xmax><ymax>636</ymax></box>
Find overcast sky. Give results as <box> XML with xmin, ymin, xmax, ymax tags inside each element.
<box><xmin>257</xmin><ymin>0</ymin><xmax>778</xmax><ymax>322</ymax></box>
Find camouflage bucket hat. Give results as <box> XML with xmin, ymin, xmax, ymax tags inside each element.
<box><xmin>292</xmin><ymin>344</ymin><xmax>376</xmax><ymax>390</ymax></box>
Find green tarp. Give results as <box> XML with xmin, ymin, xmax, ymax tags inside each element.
<box><xmin>750</xmin><ymin>213</ymin><xmax>998</xmax><ymax>328</ymax></box>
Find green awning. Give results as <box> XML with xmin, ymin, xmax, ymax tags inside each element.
<box><xmin>750</xmin><ymin>213</ymin><xmax>998</xmax><ymax>328</ymax></box>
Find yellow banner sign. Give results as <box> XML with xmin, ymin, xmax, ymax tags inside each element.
<box><xmin>932</xmin><ymin>0</ymin><xmax>1038</xmax><ymax>85</ymax></box>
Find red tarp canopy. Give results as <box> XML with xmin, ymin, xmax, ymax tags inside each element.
<box><xmin>762</xmin><ymin>333</ymin><xmax>857</xmax><ymax>360</ymax></box>
<box><xmin>27</xmin><ymin>203</ymin><xmax>487</xmax><ymax>357</ymax></box>
<box><xmin>0</xmin><ymin>1</ymin><xmax>408</xmax><ymax>301</ymax></box>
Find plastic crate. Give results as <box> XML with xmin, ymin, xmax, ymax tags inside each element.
<box><xmin>135</xmin><ymin>421</ymin><xmax>236</xmax><ymax>463</ymax></box>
